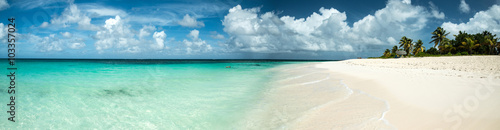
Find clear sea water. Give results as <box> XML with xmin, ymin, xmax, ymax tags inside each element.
<box><xmin>0</xmin><ymin>59</ymin><xmax>304</xmax><ymax>129</ymax></box>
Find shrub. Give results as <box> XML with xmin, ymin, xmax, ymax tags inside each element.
<box><xmin>461</xmin><ymin>52</ymin><xmax>469</xmax><ymax>55</ymax></box>
<box><xmin>415</xmin><ymin>52</ymin><xmax>427</xmax><ymax>57</ymax></box>
<box><xmin>426</xmin><ymin>47</ymin><xmax>439</xmax><ymax>55</ymax></box>
<box><xmin>455</xmin><ymin>52</ymin><xmax>461</xmax><ymax>56</ymax></box>
<box><xmin>445</xmin><ymin>52</ymin><xmax>453</xmax><ymax>56</ymax></box>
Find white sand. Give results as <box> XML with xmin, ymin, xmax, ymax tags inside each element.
<box><xmin>312</xmin><ymin>56</ymin><xmax>500</xmax><ymax>129</ymax></box>
<box><xmin>239</xmin><ymin>56</ymin><xmax>500</xmax><ymax>129</ymax></box>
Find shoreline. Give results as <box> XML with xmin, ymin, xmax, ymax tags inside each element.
<box><xmin>239</xmin><ymin>62</ymin><xmax>394</xmax><ymax>129</ymax></box>
<box><xmin>244</xmin><ymin>56</ymin><xmax>500</xmax><ymax>129</ymax></box>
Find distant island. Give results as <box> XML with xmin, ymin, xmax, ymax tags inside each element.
<box><xmin>380</xmin><ymin>27</ymin><xmax>500</xmax><ymax>58</ymax></box>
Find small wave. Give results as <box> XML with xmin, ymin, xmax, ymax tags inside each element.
<box><xmin>274</xmin><ymin>72</ymin><xmax>321</xmax><ymax>82</ymax></box>
<box><xmin>299</xmin><ymin>74</ymin><xmax>330</xmax><ymax>85</ymax></box>
<box><xmin>275</xmin><ymin>73</ymin><xmax>331</xmax><ymax>88</ymax></box>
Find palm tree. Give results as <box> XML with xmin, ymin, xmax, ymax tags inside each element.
<box><xmin>440</xmin><ymin>39</ymin><xmax>456</xmax><ymax>54</ymax></box>
<box><xmin>454</xmin><ymin>31</ymin><xmax>469</xmax><ymax>53</ymax></box>
<box><xmin>497</xmin><ymin>41</ymin><xmax>500</xmax><ymax>55</ymax></box>
<box><xmin>413</xmin><ymin>40</ymin><xmax>425</xmax><ymax>55</ymax></box>
<box><xmin>391</xmin><ymin>45</ymin><xmax>398</xmax><ymax>54</ymax></box>
<box><xmin>399</xmin><ymin>36</ymin><xmax>413</xmax><ymax>56</ymax></box>
<box><xmin>437</xmin><ymin>38</ymin><xmax>449</xmax><ymax>53</ymax></box>
<box><xmin>430</xmin><ymin>27</ymin><xmax>450</xmax><ymax>49</ymax></box>
<box><xmin>484</xmin><ymin>35</ymin><xmax>498</xmax><ymax>55</ymax></box>
<box><xmin>464</xmin><ymin>37</ymin><xmax>480</xmax><ymax>54</ymax></box>
<box><xmin>383</xmin><ymin>49</ymin><xmax>391</xmax><ymax>57</ymax></box>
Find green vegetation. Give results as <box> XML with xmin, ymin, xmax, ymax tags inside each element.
<box><xmin>380</xmin><ymin>27</ymin><xmax>500</xmax><ymax>58</ymax></box>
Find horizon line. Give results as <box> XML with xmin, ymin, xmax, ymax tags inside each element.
<box><xmin>0</xmin><ymin>58</ymin><xmax>340</xmax><ymax>61</ymax></box>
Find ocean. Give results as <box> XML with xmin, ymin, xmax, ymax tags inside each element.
<box><xmin>0</xmin><ymin>59</ymin><xmax>310</xmax><ymax>129</ymax></box>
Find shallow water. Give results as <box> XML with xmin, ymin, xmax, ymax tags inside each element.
<box><xmin>0</xmin><ymin>60</ymin><xmax>299</xmax><ymax>129</ymax></box>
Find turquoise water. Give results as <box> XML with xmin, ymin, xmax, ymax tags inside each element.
<box><xmin>0</xmin><ymin>60</ymin><xmax>301</xmax><ymax>129</ymax></box>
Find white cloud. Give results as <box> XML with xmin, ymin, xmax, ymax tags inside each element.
<box><xmin>85</xmin><ymin>8</ymin><xmax>127</xmax><ymax>17</ymax></box>
<box><xmin>39</xmin><ymin>22</ymin><xmax>49</xmax><ymax>28</ymax></box>
<box><xmin>387</xmin><ymin>37</ymin><xmax>397</xmax><ymax>45</ymax></box>
<box><xmin>183</xmin><ymin>29</ymin><xmax>212</xmax><ymax>54</ymax></box>
<box><xmin>128</xmin><ymin>16</ymin><xmax>174</xmax><ymax>26</ymax></box>
<box><xmin>188</xmin><ymin>29</ymin><xmax>200</xmax><ymax>39</ymax></box>
<box><xmin>50</xmin><ymin>3</ymin><xmax>99</xmax><ymax>30</ymax></box>
<box><xmin>402</xmin><ymin>0</ymin><xmax>411</xmax><ymax>4</ymax></box>
<box><xmin>152</xmin><ymin>31</ymin><xmax>167</xmax><ymax>50</ymax></box>
<box><xmin>429</xmin><ymin>1</ymin><xmax>445</xmax><ymax>19</ymax></box>
<box><xmin>60</xmin><ymin>32</ymin><xmax>72</xmax><ymax>38</ymax></box>
<box><xmin>0</xmin><ymin>0</ymin><xmax>10</xmax><ymax>11</ymax></box>
<box><xmin>460</xmin><ymin>0</ymin><xmax>470</xmax><ymax>13</ymax></box>
<box><xmin>210</xmin><ymin>31</ymin><xmax>225</xmax><ymax>39</ymax></box>
<box><xmin>131</xmin><ymin>2</ymin><xmax>231</xmax><ymax>20</ymax></box>
<box><xmin>77</xmin><ymin>3</ymin><xmax>128</xmax><ymax>17</ymax></box>
<box><xmin>36</xmin><ymin>34</ymin><xmax>63</xmax><ymax>52</ymax></box>
<box><xmin>125</xmin><ymin>2</ymin><xmax>232</xmax><ymax>26</ymax></box>
<box><xmin>123</xmin><ymin>46</ymin><xmax>140</xmax><ymax>53</ymax></box>
<box><xmin>67</xmin><ymin>37</ymin><xmax>86</xmax><ymax>49</ymax></box>
<box><xmin>69</xmin><ymin>42</ymin><xmax>86</xmax><ymax>49</ymax></box>
<box><xmin>0</xmin><ymin>23</ymin><xmax>6</xmax><ymax>43</ymax></box>
<box><xmin>139</xmin><ymin>25</ymin><xmax>156</xmax><ymax>39</ymax></box>
<box><xmin>92</xmin><ymin>15</ymin><xmax>174</xmax><ymax>53</ymax></box>
<box><xmin>13</xmin><ymin>0</ymin><xmax>66</xmax><ymax>10</ymax></box>
<box><xmin>442</xmin><ymin>5</ymin><xmax>500</xmax><ymax>37</ymax></box>
<box><xmin>222</xmin><ymin>0</ymin><xmax>430</xmax><ymax>53</ymax></box>
<box><xmin>178</xmin><ymin>14</ymin><xmax>205</xmax><ymax>28</ymax></box>
<box><xmin>29</xmin><ymin>33</ymin><xmax>86</xmax><ymax>51</ymax></box>
<box><xmin>94</xmin><ymin>15</ymin><xmax>140</xmax><ymax>53</ymax></box>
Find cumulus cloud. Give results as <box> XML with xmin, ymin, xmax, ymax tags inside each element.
<box><xmin>50</xmin><ymin>3</ymin><xmax>99</xmax><ymax>30</ymax></box>
<box><xmin>93</xmin><ymin>15</ymin><xmax>172</xmax><ymax>53</ymax></box>
<box><xmin>459</xmin><ymin>0</ymin><xmax>470</xmax><ymax>13</ymax></box>
<box><xmin>93</xmin><ymin>15</ymin><xmax>140</xmax><ymax>53</ymax></box>
<box><xmin>39</xmin><ymin>22</ymin><xmax>49</xmax><ymax>28</ymax></box>
<box><xmin>35</xmin><ymin>34</ymin><xmax>63</xmax><ymax>52</ymax></box>
<box><xmin>0</xmin><ymin>23</ymin><xmax>6</xmax><ymax>43</ymax></box>
<box><xmin>183</xmin><ymin>29</ymin><xmax>212</xmax><ymax>54</ymax></box>
<box><xmin>222</xmin><ymin>0</ymin><xmax>430</xmax><ymax>53</ymax></box>
<box><xmin>0</xmin><ymin>0</ymin><xmax>9</xmax><ymax>11</ymax></box>
<box><xmin>123</xmin><ymin>46</ymin><xmax>140</xmax><ymax>53</ymax></box>
<box><xmin>29</xmin><ymin>33</ymin><xmax>86</xmax><ymax>51</ymax></box>
<box><xmin>152</xmin><ymin>31</ymin><xmax>167</xmax><ymax>50</ymax></box>
<box><xmin>178</xmin><ymin>14</ymin><xmax>205</xmax><ymax>28</ymax></box>
<box><xmin>69</xmin><ymin>42</ymin><xmax>86</xmax><ymax>49</ymax></box>
<box><xmin>442</xmin><ymin>5</ymin><xmax>500</xmax><ymax>37</ymax></box>
<box><xmin>139</xmin><ymin>25</ymin><xmax>156</xmax><ymax>39</ymax></box>
<box><xmin>402</xmin><ymin>0</ymin><xmax>411</xmax><ymax>4</ymax></box>
<box><xmin>188</xmin><ymin>30</ymin><xmax>200</xmax><ymax>39</ymax></box>
<box><xmin>60</xmin><ymin>32</ymin><xmax>72</xmax><ymax>38</ymax></box>
<box><xmin>429</xmin><ymin>1</ymin><xmax>445</xmax><ymax>19</ymax></box>
<box><xmin>210</xmin><ymin>31</ymin><xmax>225</xmax><ymax>39</ymax></box>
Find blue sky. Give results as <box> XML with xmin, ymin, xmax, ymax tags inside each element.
<box><xmin>0</xmin><ymin>0</ymin><xmax>499</xmax><ymax>59</ymax></box>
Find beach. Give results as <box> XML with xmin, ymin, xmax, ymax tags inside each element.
<box><xmin>2</xmin><ymin>58</ymin><xmax>499</xmax><ymax>129</ymax></box>
<box><xmin>259</xmin><ymin>56</ymin><xmax>500</xmax><ymax>129</ymax></box>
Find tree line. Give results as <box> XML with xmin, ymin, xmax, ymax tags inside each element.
<box><xmin>382</xmin><ymin>27</ymin><xmax>500</xmax><ymax>58</ymax></box>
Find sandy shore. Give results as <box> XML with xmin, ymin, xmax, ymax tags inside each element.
<box><xmin>238</xmin><ymin>56</ymin><xmax>500</xmax><ymax>129</ymax></box>
<box><xmin>312</xmin><ymin>56</ymin><xmax>500</xmax><ymax>129</ymax></box>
